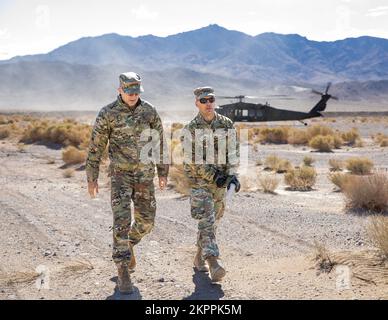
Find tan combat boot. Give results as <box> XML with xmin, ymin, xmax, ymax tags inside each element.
<box><xmin>206</xmin><ymin>256</ymin><xmax>226</xmax><ymax>282</ymax></box>
<box><xmin>193</xmin><ymin>247</ymin><xmax>209</xmax><ymax>272</ymax></box>
<box><xmin>116</xmin><ymin>262</ymin><xmax>134</xmax><ymax>294</ymax></box>
<box><xmin>128</xmin><ymin>242</ymin><xmax>136</xmax><ymax>271</ymax></box>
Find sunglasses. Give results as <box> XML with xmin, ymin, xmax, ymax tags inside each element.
<box><xmin>199</xmin><ymin>97</ymin><xmax>215</xmax><ymax>104</ymax></box>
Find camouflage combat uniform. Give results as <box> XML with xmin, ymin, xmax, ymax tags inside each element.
<box><xmin>86</xmin><ymin>95</ymin><xmax>168</xmax><ymax>264</ymax></box>
<box><xmin>183</xmin><ymin>112</ymin><xmax>239</xmax><ymax>260</ymax></box>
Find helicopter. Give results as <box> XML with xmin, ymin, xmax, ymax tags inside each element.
<box><xmin>215</xmin><ymin>83</ymin><xmax>338</xmax><ymax>125</ymax></box>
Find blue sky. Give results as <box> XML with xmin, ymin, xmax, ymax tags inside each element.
<box><xmin>1</xmin><ymin>0</ymin><xmax>388</xmax><ymax>60</ymax></box>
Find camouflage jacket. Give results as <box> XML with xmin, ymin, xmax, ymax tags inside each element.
<box><xmin>183</xmin><ymin>112</ymin><xmax>239</xmax><ymax>185</ymax></box>
<box><xmin>86</xmin><ymin>96</ymin><xmax>169</xmax><ymax>182</ymax></box>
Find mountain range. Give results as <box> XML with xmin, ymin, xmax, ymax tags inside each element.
<box><xmin>0</xmin><ymin>24</ymin><xmax>387</xmax><ymax>110</ymax></box>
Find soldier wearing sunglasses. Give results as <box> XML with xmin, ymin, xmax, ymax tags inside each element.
<box><xmin>183</xmin><ymin>87</ymin><xmax>240</xmax><ymax>282</ymax></box>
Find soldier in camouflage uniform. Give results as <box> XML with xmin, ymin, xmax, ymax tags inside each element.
<box><xmin>183</xmin><ymin>87</ymin><xmax>240</xmax><ymax>282</ymax></box>
<box><xmin>86</xmin><ymin>72</ymin><xmax>169</xmax><ymax>294</ymax></box>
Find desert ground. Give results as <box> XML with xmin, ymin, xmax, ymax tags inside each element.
<box><xmin>0</xmin><ymin>111</ymin><xmax>387</xmax><ymax>300</ymax></box>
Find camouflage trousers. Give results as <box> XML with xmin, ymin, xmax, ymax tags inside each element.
<box><xmin>190</xmin><ymin>184</ymin><xmax>226</xmax><ymax>259</ymax></box>
<box><xmin>110</xmin><ymin>171</ymin><xmax>156</xmax><ymax>263</ymax></box>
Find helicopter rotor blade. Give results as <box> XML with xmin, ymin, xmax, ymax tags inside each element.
<box><xmin>311</xmin><ymin>89</ymin><xmax>324</xmax><ymax>96</ymax></box>
<box><xmin>325</xmin><ymin>82</ymin><xmax>332</xmax><ymax>94</ymax></box>
<box><xmin>244</xmin><ymin>95</ymin><xmax>260</xmax><ymax>99</ymax></box>
<box><xmin>330</xmin><ymin>95</ymin><xmax>339</xmax><ymax>100</ymax></box>
<box><xmin>218</xmin><ymin>96</ymin><xmax>241</xmax><ymax>99</ymax></box>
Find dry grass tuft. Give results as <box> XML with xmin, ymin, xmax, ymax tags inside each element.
<box><xmin>259</xmin><ymin>127</ymin><xmax>290</xmax><ymax>144</ymax></box>
<box><xmin>345</xmin><ymin>157</ymin><xmax>374</xmax><ymax>175</ymax></box>
<box><xmin>373</xmin><ymin>133</ymin><xmax>388</xmax><ymax>147</ymax></box>
<box><xmin>309</xmin><ymin>135</ymin><xmax>334</xmax><ymax>152</ymax></box>
<box><xmin>0</xmin><ymin>271</ymin><xmax>40</xmax><ymax>286</ymax></box>
<box><xmin>20</xmin><ymin>119</ymin><xmax>92</xmax><ymax>149</ymax></box>
<box><xmin>62</xmin><ymin>146</ymin><xmax>87</xmax><ymax>165</ymax></box>
<box><xmin>0</xmin><ymin>127</ymin><xmax>10</xmax><ymax>139</ymax></box>
<box><xmin>343</xmin><ymin>172</ymin><xmax>388</xmax><ymax>213</ymax></box>
<box><xmin>287</xmin><ymin>128</ymin><xmax>309</xmax><ymax>145</ymax></box>
<box><xmin>303</xmin><ymin>156</ymin><xmax>315</xmax><ymax>167</ymax></box>
<box><xmin>329</xmin><ymin>159</ymin><xmax>344</xmax><ymax>172</ymax></box>
<box><xmin>380</xmin><ymin>139</ymin><xmax>388</xmax><ymax>147</ymax></box>
<box><xmin>63</xmin><ymin>168</ymin><xmax>75</xmax><ymax>178</ymax></box>
<box><xmin>259</xmin><ymin>174</ymin><xmax>280</xmax><ymax>194</ymax></box>
<box><xmin>341</xmin><ymin>128</ymin><xmax>360</xmax><ymax>146</ymax></box>
<box><xmin>284</xmin><ymin>165</ymin><xmax>317</xmax><ymax>191</ymax></box>
<box><xmin>367</xmin><ymin>215</ymin><xmax>388</xmax><ymax>259</ymax></box>
<box><xmin>313</xmin><ymin>241</ymin><xmax>336</xmax><ymax>273</ymax></box>
<box><xmin>328</xmin><ymin>172</ymin><xmax>356</xmax><ymax>191</ymax></box>
<box><xmin>0</xmin><ymin>115</ymin><xmax>10</xmax><ymax>125</ymax></box>
<box><xmin>306</xmin><ymin>124</ymin><xmax>334</xmax><ymax>140</ymax></box>
<box><xmin>264</xmin><ymin>155</ymin><xmax>293</xmax><ymax>173</ymax></box>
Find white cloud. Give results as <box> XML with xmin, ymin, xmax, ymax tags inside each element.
<box><xmin>366</xmin><ymin>6</ymin><xmax>388</xmax><ymax>17</ymax></box>
<box><xmin>131</xmin><ymin>5</ymin><xmax>158</xmax><ymax>20</ymax></box>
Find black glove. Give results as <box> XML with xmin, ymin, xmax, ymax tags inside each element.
<box><xmin>227</xmin><ymin>175</ymin><xmax>241</xmax><ymax>193</ymax></box>
<box><xmin>213</xmin><ymin>170</ymin><xmax>228</xmax><ymax>188</ymax></box>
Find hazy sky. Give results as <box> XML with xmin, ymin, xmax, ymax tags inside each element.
<box><xmin>1</xmin><ymin>0</ymin><xmax>388</xmax><ymax>60</ymax></box>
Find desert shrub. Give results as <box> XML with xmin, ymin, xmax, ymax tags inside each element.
<box><xmin>307</xmin><ymin>125</ymin><xmax>334</xmax><ymax>140</ymax></box>
<box><xmin>309</xmin><ymin>135</ymin><xmax>334</xmax><ymax>152</ymax></box>
<box><xmin>0</xmin><ymin>115</ymin><xmax>10</xmax><ymax>125</ymax></box>
<box><xmin>62</xmin><ymin>146</ymin><xmax>87</xmax><ymax>165</ymax></box>
<box><xmin>367</xmin><ymin>215</ymin><xmax>388</xmax><ymax>259</ymax></box>
<box><xmin>343</xmin><ymin>172</ymin><xmax>388</xmax><ymax>213</ymax></box>
<box><xmin>381</xmin><ymin>139</ymin><xmax>388</xmax><ymax>147</ymax></box>
<box><xmin>264</xmin><ymin>155</ymin><xmax>281</xmax><ymax>171</ymax></box>
<box><xmin>287</xmin><ymin>128</ymin><xmax>308</xmax><ymax>145</ymax></box>
<box><xmin>303</xmin><ymin>156</ymin><xmax>315</xmax><ymax>167</ymax></box>
<box><xmin>169</xmin><ymin>165</ymin><xmax>190</xmax><ymax>196</ymax></box>
<box><xmin>341</xmin><ymin>128</ymin><xmax>360</xmax><ymax>146</ymax></box>
<box><xmin>332</xmin><ymin>134</ymin><xmax>344</xmax><ymax>149</ymax></box>
<box><xmin>284</xmin><ymin>165</ymin><xmax>317</xmax><ymax>191</ymax></box>
<box><xmin>264</xmin><ymin>155</ymin><xmax>293</xmax><ymax>173</ymax></box>
<box><xmin>345</xmin><ymin>157</ymin><xmax>374</xmax><ymax>175</ymax></box>
<box><xmin>63</xmin><ymin>168</ymin><xmax>75</xmax><ymax>178</ymax></box>
<box><xmin>276</xmin><ymin>159</ymin><xmax>293</xmax><ymax>173</ymax></box>
<box><xmin>373</xmin><ymin>133</ymin><xmax>388</xmax><ymax>147</ymax></box>
<box><xmin>0</xmin><ymin>127</ymin><xmax>10</xmax><ymax>139</ymax></box>
<box><xmin>259</xmin><ymin>127</ymin><xmax>290</xmax><ymax>144</ymax></box>
<box><xmin>355</xmin><ymin>139</ymin><xmax>364</xmax><ymax>147</ymax></box>
<box><xmin>329</xmin><ymin>159</ymin><xmax>344</xmax><ymax>172</ymax></box>
<box><xmin>259</xmin><ymin>174</ymin><xmax>280</xmax><ymax>193</ymax></box>
<box><xmin>329</xmin><ymin>172</ymin><xmax>356</xmax><ymax>191</ymax></box>
<box><xmin>20</xmin><ymin>119</ymin><xmax>92</xmax><ymax>148</ymax></box>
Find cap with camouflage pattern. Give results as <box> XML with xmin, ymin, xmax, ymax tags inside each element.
<box><xmin>194</xmin><ymin>86</ymin><xmax>215</xmax><ymax>99</ymax></box>
<box><xmin>119</xmin><ymin>72</ymin><xmax>144</xmax><ymax>94</ymax></box>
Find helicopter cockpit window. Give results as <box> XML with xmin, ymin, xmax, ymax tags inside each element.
<box><xmin>242</xmin><ymin>110</ymin><xmax>248</xmax><ymax>117</ymax></box>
